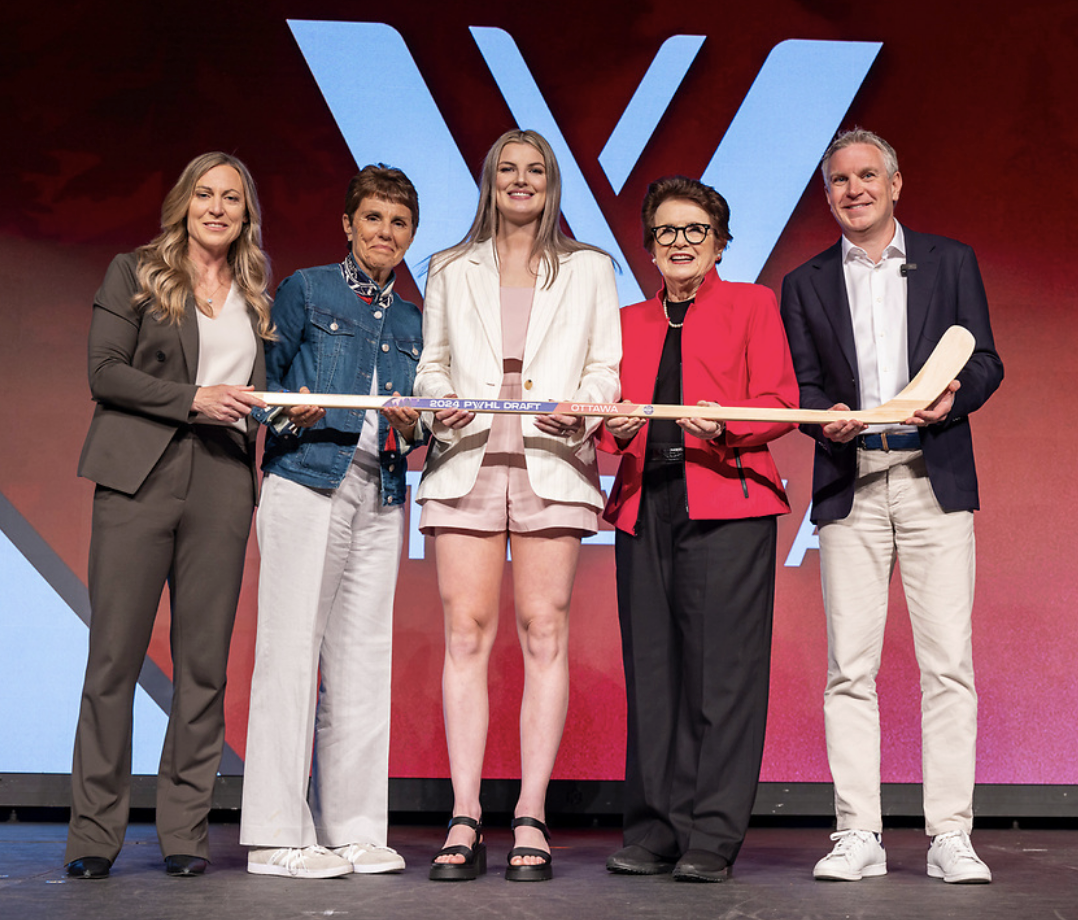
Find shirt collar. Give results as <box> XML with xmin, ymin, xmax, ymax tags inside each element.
<box><xmin>841</xmin><ymin>220</ymin><xmax>907</xmax><ymax>265</ymax></box>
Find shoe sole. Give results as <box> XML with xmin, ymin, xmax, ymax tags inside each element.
<box><xmin>672</xmin><ymin>868</ymin><xmax>729</xmax><ymax>883</ymax></box>
<box><xmin>352</xmin><ymin>863</ymin><xmax>405</xmax><ymax>874</ymax></box>
<box><xmin>814</xmin><ymin>863</ymin><xmax>887</xmax><ymax>881</ymax></box>
<box><xmin>927</xmin><ymin>865</ymin><xmax>991</xmax><ymax>884</ymax></box>
<box><xmin>606</xmin><ymin>862</ymin><xmax>675</xmax><ymax>875</ymax></box>
<box><xmin>247</xmin><ymin>863</ymin><xmax>352</xmax><ymax>879</ymax></box>
<box><xmin>429</xmin><ymin>865</ymin><xmax>483</xmax><ymax>881</ymax></box>
<box><xmin>504</xmin><ymin>866</ymin><xmax>553</xmax><ymax>882</ymax></box>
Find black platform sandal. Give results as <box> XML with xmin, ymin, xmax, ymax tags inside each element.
<box><xmin>429</xmin><ymin>816</ymin><xmax>486</xmax><ymax>881</ymax></box>
<box><xmin>505</xmin><ymin>816</ymin><xmax>553</xmax><ymax>882</ymax></box>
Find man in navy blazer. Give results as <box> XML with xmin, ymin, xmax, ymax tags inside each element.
<box><xmin>780</xmin><ymin>129</ymin><xmax>1003</xmax><ymax>885</ymax></box>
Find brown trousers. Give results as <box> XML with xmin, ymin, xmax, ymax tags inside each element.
<box><xmin>66</xmin><ymin>425</ymin><xmax>253</xmax><ymax>864</ymax></box>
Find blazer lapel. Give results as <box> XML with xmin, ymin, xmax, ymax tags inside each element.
<box><xmin>248</xmin><ymin>309</ymin><xmax>266</xmax><ymax>388</ymax></box>
<box><xmin>902</xmin><ymin>228</ymin><xmax>939</xmax><ymax>369</ymax></box>
<box><xmin>522</xmin><ymin>256</ymin><xmax>568</xmax><ymax>367</ymax></box>
<box><xmin>466</xmin><ymin>242</ymin><xmax>504</xmax><ymax>362</ymax></box>
<box><xmin>179</xmin><ymin>293</ymin><xmax>199</xmax><ymax>382</ymax></box>
<box><xmin>809</xmin><ymin>241</ymin><xmax>858</xmax><ymax>382</ymax></box>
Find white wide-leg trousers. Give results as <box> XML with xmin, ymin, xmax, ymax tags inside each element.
<box><xmin>241</xmin><ymin>463</ymin><xmax>404</xmax><ymax>848</ymax></box>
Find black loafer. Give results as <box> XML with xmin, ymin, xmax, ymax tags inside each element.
<box><xmin>673</xmin><ymin>849</ymin><xmax>730</xmax><ymax>882</ymax></box>
<box><xmin>165</xmin><ymin>854</ymin><xmax>208</xmax><ymax>877</ymax></box>
<box><xmin>606</xmin><ymin>845</ymin><xmax>676</xmax><ymax>875</ymax></box>
<box><xmin>67</xmin><ymin>856</ymin><xmax>112</xmax><ymax>879</ymax></box>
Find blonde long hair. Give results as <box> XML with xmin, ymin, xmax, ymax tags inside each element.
<box><xmin>434</xmin><ymin>129</ymin><xmax>610</xmax><ymax>286</ymax></box>
<box><xmin>134</xmin><ymin>152</ymin><xmax>274</xmax><ymax>339</ymax></box>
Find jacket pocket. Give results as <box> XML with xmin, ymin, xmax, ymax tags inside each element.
<box><xmin>309</xmin><ymin>310</ymin><xmax>356</xmax><ymax>389</ymax></box>
<box><xmin>393</xmin><ymin>337</ymin><xmax>422</xmax><ymax>392</ymax></box>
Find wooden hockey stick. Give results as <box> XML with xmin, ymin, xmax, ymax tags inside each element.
<box><xmin>255</xmin><ymin>325</ymin><xmax>975</xmax><ymax>426</ymax></box>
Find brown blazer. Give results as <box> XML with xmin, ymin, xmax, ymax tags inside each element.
<box><xmin>77</xmin><ymin>251</ymin><xmax>265</xmax><ymax>499</ymax></box>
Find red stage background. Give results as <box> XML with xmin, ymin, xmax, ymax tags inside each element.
<box><xmin>2</xmin><ymin>0</ymin><xmax>1076</xmax><ymax>786</ymax></box>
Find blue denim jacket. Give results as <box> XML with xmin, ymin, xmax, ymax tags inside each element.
<box><xmin>260</xmin><ymin>261</ymin><xmax>424</xmax><ymax>505</ymax></box>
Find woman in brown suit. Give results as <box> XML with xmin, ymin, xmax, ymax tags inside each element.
<box><xmin>65</xmin><ymin>152</ymin><xmax>273</xmax><ymax>879</ymax></box>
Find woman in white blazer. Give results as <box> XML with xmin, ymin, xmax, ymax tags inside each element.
<box><xmin>416</xmin><ymin>129</ymin><xmax>620</xmax><ymax>882</ymax></box>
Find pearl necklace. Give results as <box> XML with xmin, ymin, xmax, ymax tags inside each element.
<box><xmin>662</xmin><ymin>296</ymin><xmax>687</xmax><ymax>329</ymax></box>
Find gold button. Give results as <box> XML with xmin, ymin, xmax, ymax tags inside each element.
<box><xmin>382</xmin><ymin>343</ymin><xmax>390</xmax><ymax>352</ymax></box>
<box><xmin>524</xmin><ymin>379</ymin><xmax>533</xmax><ymax>390</ymax></box>
<box><xmin>330</xmin><ymin>322</ymin><xmax>339</xmax><ymax>331</ymax></box>
<box><xmin>384</xmin><ymin>382</ymin><xmax>393</xmax><ymax>390</ymax></box>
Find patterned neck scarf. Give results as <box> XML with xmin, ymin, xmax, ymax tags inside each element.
<box><xmin>340</xmin><ymin>253</ymin><xmax>395</xmax><ymax>309</ymax></box>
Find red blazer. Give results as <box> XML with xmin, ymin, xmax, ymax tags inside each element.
<box><xmin>599</xmin><ymin>270</ymin><xmax>797</xmax><ymax>532</ymax></box>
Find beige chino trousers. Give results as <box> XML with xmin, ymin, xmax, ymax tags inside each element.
<box><xmin>819</xmin><ymin>447</ymin><xmax>977</xmax><ymax>837</ymax></box>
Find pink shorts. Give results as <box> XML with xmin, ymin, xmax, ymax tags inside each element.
<box><xmin>419</xmin><ymin>447</ymin><xmax>598</xmax><ymax>536</ymax></box>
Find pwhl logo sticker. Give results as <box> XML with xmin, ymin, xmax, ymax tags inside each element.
<box><xmin>291</xmin><ymin>22</ymin><xmax>880</xmax><ymax>303</ymax></box>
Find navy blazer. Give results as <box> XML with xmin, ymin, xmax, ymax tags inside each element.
<box><xmin>780</xmin><ymin>227</ymin><xmax>1003</xmax><ymax>523</ymax></box>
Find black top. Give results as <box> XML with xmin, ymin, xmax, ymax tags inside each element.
<box><xmin>646</xmin><ymin>298</ymin><xmax>691</xmax><ymax>451</ymax></box>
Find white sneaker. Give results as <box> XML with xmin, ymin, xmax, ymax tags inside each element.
<box><xmin>927</xmin><ymin>830</ymin><xmax>992</xmax><ymax>883</ymax></box>
<box><xmin>331</xmin><ymin>843</ymin><xmax>406</xmax><ymax>874</ymax></box>
<box><xmin>247</xmin><ymin>846</ymin><xmax>353</xmax><ymax>879</ymax></box>
<box><xmin>813</xmin><ymin>830</ymin><xmax>887</xmax><ymax>880</ymax></box>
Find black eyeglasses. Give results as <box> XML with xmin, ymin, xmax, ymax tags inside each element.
<box><xmin>651</xmin><ymin>223</ymin><xmax>712</xmax><ymax>246</ymax></box>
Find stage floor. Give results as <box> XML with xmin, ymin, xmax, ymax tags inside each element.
<box><xmin>1</xmin><ymin>821</ymin><xmax>1074</xmax><ymax>919</ymax></box>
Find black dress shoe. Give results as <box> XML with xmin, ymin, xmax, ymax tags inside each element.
<box><xmin>673</xmin><ymin>849</ymin><xmax>730</xmax><ymax>882</ymax></box>
<box><xmin>67</xmin><ymin>856</ymin><xmax>112</xmax><ymax>879</ymax></box>
<box><xmin>164</xmin><ymin>854</ymin><xmax>208</xmax><ymax>877</ymax></box>
<box><xmin>606</xmin><ymin>844</ymin><xmax>677</xmax><ymax>875</ymax></box>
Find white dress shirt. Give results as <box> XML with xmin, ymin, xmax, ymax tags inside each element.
<box><xmin>841</xmin><ymin>220</ymin><xmax>914</xmax><ymax>433</ymax></box>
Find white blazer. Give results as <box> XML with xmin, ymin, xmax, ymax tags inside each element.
<box><xmin>414</xmin><ymin>240</ymin><xmax>621</xmax><ymax>508</ymax></box>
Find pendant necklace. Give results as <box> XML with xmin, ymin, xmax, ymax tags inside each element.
<box><xmin>198</xmin><ymin>277</ymin><xmax>228</xmax><ymax>307</ymax></box>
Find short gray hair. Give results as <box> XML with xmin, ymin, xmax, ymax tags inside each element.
<box><xmin>820</xmin><ymin>128</ymin><xmax>900</xmax><ymax>185</ymax></box>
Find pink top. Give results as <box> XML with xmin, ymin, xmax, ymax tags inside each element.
<box><xmin>418</xmin><ymin>283</ymin><xmax>597</xmax><ymax>535</ymax></box>
<box><xmin>486</xmin><ymin>286</ymin><xmax>533</xmax><ymax>455</ymax></box>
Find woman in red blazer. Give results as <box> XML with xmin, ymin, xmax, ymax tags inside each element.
<box><xmin>599</xmin><ymin>176</ymin><xmax>797</xmax><ymax>882</ymax></box>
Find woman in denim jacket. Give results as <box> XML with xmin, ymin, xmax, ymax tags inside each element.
<box><xmin>241</xmin><ymin>165</ymin><xmax>424</xmax><ymax>879</ymax></box>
